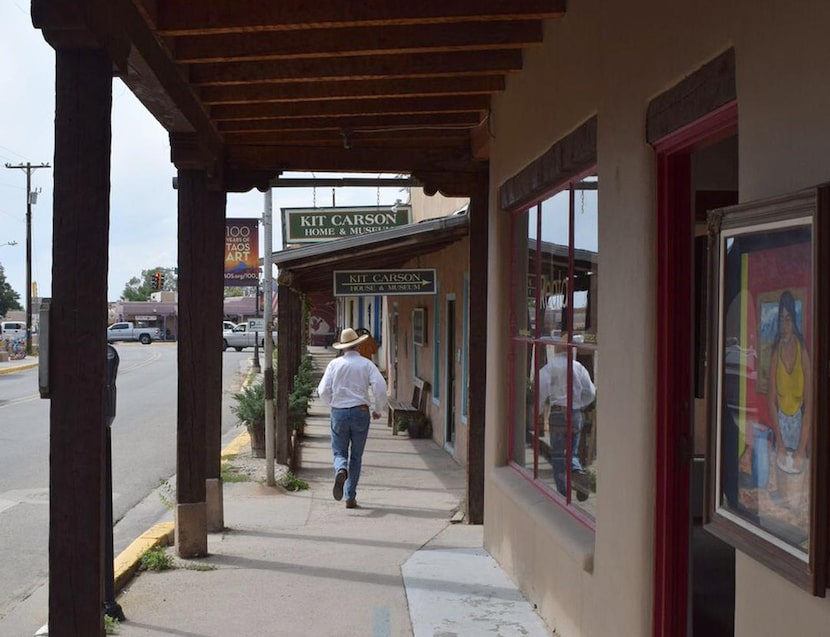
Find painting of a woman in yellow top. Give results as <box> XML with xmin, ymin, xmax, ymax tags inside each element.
<box><xmin>767</xmin><ymin>290</ymin><xmax>812</xmax><ymax>480</ymax></box>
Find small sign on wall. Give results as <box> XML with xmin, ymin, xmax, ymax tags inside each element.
<box><xmin>333</xmin><ymin>269</ymin><xmax>436</xmax><ymax>296</ymax></box>
<box><xmin>412</xmin><ymin>307</ymin><xmax>427</xmax><ymax>346</ymax></box>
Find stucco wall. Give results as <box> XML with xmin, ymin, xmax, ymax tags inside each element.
<box><xmin>392</xmin><ymin>236</ymin><xmax>470</xmax><ymax>466</ymax></box>
<box><xmin>484</xmin><ymin>1</ymin><xmax>830</xmax><ymax>636</ymax></box>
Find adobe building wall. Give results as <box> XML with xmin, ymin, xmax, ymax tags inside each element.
<box><xmin>390</xmin><ymin>235</ymin><xmax>470</xmax><ymax>466</ymax></box>
<box><xmin>484</xmin><ymin>2</ymin><xmax>830</xmax><ymax>636</ymax></box>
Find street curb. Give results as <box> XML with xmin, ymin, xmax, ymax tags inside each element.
<box><xmin>222</xmin><ymin>430</ymin><xmax>251</xmax><ymax>458</ymax></box>
<box><xmin>0</xmin><ymin>361</ymin><xmax>38</xmax><ymax>375</ymax></box>
<box><xmin>113</xmin><ymin>523</ymin><xmax>175</xmax><ymax>593</ymax></box>
<box><xmin>113</xmin><ymin>430</ymin><xmax>251</xmax><ymax>594</ymax></box>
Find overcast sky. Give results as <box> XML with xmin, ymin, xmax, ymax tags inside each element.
<box><xmin>0</xmin><ymin>1</ymin><xmax>406</xmax><ymax>307</ymax></box>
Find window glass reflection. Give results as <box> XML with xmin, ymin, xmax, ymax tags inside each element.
<box><xmin>510</xmin><ymin>173</ymin><xmax>599</xmax><ymax>522</ymax></box>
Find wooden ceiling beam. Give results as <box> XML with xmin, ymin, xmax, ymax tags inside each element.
<box><xmin>198</xmin><ymin>76</ymin><xmax>505</xmax><ymax>105</ymax></box>
<box><xmin>189</xmin><ymin>50</ymin><xmax>523</xmax><ymax>86</ymax></box>
<box><xmin>217</xmin><ymin>111</ymin><xmax>484</xmax><ymax>133</ymax></box>
<box><xmin>155</xmin><ymin>0</ymin><xmax>566</xmax><ymax>36</ymax></box>
<box><xmin>172</xmin><ymin>21</ymin><xmax>542</xmax><ymax>64</ymax></box>
<box><xmin>210</xmin><ymin>95</ymin><xmax>490</xmax><ymax>121</ymax></box>
<box><xmin>222</xmin><ymin>128</ymin><xmax>471</xmax><ymax>146</ymax></box>
<box><xmin>226</xmin><ymin>143</ymin><xmax>483</xmax><ymax>175</ymax></box>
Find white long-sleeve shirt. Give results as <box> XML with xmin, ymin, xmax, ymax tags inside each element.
<box><xmin>317</xmin><ymin>350</ymin><xmax>388</xmax><ymax>414</ymax></box>
<box><xmin>537</xmin><ymin>353</ymin><xmax>596</xmax><ymax>412</ymax></box>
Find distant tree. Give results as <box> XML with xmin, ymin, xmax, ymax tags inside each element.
<box><xmin>121</xmin><ymin>266</ymin><xmax>178</xmax><ymax>301</ymax></box>
<box><xmin>0</xmin><ymin>263</ymin><xmax>23</xmax><ymax>318</ymax></box>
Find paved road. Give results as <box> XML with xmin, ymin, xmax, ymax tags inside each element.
<box><xmin>0</xmin><ymin>345</ymin><xmax>251</xmax><ymax>633</ymax></box>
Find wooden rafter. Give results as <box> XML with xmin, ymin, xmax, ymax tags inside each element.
<box><xmin>172</xmin><ymin>21</ymin><xmax>543</xmax><ymax>64</ymax></box>
<box><xmin>35</xmin><ymin>0</ymin><xmax>564</xmax><ymax>184</ymax></box>
<box><xmin>151</xmin><ymin>0</ymin><xmax>567</xmax><ymax>35</ymax></box>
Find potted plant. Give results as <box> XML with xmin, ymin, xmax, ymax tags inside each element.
<box><xmin>231</xmin><ymin>379</ymin><xmax>266</xmax><ymax>458</ymax></box>
<box><xmin>397</xmin><ymin>412</ymin><xmax>431</xmax><ymax>439</ymax></box>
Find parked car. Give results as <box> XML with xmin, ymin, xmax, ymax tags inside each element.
<box><xmin>222</xmin><ymin>320</ymin><xmax>276</xmax><ymax>351</ymax></box>
<box><xmin>1</xmin><ymin>320</ymin><xmax>26</xmax><ymax>341</ymax></box>
<box><xmin>106</xmin><ymin>322</ymin><xmax>160</xmax><ymax>345</ymax></box>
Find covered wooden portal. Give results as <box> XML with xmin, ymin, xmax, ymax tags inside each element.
<box><xmin>31</xmin><ymin>1</ymin><xmax>564</xmax><ymax>634</ymax></box>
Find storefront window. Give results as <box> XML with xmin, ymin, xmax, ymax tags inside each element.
<box><xmin>510</xmin><ymin>175</ymin><xmax>599</xmax><ymax>523</ymax></box>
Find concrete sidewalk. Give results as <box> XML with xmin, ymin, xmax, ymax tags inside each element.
<box><xmin>111</xmin><ymin>395</ymin><xmax>553</xmax><ymax>636</ymax></box>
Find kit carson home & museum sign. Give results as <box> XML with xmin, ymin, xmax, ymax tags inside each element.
<box><xmin>283</xmin><ymin>205</ymin><xmax>411</xmax><ymax>243</ymax></box>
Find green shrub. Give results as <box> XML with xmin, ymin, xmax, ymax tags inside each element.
<box><xmin>104</xmin><ymin>615</ymin><xmax>120</xmax><ymax>634</ymax></box>
<box><xmin>281</xmin><ymin>471</ymin><xmax>309</xmax><ymax>491</ymax></box>
<box><xmin>230</xmin><ymin>380</ymin><xmax>265</xmax><ymax>432</ymax></box>
<box><xmin>288</xmin><ymin>355</ymin><xmax>315</xmax><ymax>432</ymax></box>
<box><xmin>139</xmin><ymin>546</ymin><xmax>174</xmax><ymax>572</ymax></box>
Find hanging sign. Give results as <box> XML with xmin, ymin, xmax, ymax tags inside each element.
<box><xmin>333</xmin><ymin>269</ymin><xmax>436</xmax><ymax>296</ymax></box>
<box><xmin>283</xmin><ymin>205</ymin><xmax>411</xmax><ymax>244</ymax></box>
<box><xmin>225</xmin><ymin>218</ymin><xmax>260</xmax><ymax>286</ymax></box>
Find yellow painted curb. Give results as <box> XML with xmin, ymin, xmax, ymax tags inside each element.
<box><xmin>0</xmin><ymin>361</ymin><xmax>38</xmax><ymax>375</ymax></box>
<box><xmin>113</xmin><ymin>522</ymin><xmax>175</xmax><ymax>593</ymax></box>
<box><xmin>112</xmin><ymin>433</ymin><xmax>251</xmax><ymax>593</ymax></box>
<box><xmin>222</xmin><ymin>430</ymin><xmax>251</xmax><ymax>458</ymax></box>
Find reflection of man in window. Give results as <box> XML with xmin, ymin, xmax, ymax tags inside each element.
<box><xmin>537</xmin><ymin>318</ymin><xmax>596</xmax><ymax>496</ymax></box>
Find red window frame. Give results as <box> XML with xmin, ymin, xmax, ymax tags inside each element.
<box><xmin>508</xmin><ymin>169</ymin><xmax>597</xmax><ymax>528</ymax></box>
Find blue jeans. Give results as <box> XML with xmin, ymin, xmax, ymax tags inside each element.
<box><xmin>331</xmin><ymin>406</ymin><xmax>371</xmax><ymax>502</ymax></box>
<box><xmin>549</xmin><ymin>409</ymin><xmax>584</xmax><ymax>496</ymax></box>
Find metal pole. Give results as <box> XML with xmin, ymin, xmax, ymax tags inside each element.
<box><xmin>103</xmin><ymin>424</ymin><xmax>124</xmax><ymax>621</ymax></box>
<box><xmin>263</xmin><ymin>188</ymin><xmax>275</xmax><ymax>485</ymax></box>
<box><xmin>25</xmin><ymin>164</ymin><xmax>32</xmax><ymax>355</ymax></box>
<box><xmin>103</xmin><ymin>345</ymin><xmax>124</xmax><ymax>621</ymax></box>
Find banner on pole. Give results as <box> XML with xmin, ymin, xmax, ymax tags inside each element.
<box><xmin>225</xmin><ymin>218</ymin><xmax>260</xmax><ymax>286</ymax></box>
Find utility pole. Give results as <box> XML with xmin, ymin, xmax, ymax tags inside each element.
<box><xmin>4</xmin><ymin>162</ymin><xmax>51</xmax><ymax>355</ymax></box>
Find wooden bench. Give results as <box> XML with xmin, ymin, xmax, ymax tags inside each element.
<box><xmin>388</xmin><ymin>377</ymin><xmax>429</xmax><ymax>436</ymax></box>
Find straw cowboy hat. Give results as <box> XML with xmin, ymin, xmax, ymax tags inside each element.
<box><xmin>332</xmin><ymin>327</ymin><xmax>370</xmax><ymax>350</ymax></box>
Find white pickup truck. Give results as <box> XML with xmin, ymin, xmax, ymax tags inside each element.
<box><xmin>106</xmin><ymin>322</ymin><xmax>160</xmax><ymax>345</ymax></box>
<box><xmin>222</xmin><ymin>319</ymin><xmax>276</xmax><ymax>351</ymax></box>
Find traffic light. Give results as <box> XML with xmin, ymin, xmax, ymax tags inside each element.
<box><xmin>158</xmin><ymin>272</ymin><xmax>165</xmax><ymax>289</ymax></box>
<box><xmin>151</xmin><ymin>271</ymin><xmax>161</xmax><ymax>290</ymax></box>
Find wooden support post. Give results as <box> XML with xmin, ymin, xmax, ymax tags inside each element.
<box><xmin>175</xmin><ymin>169</ymin><xmax>210</xmax><ymax>557</ymax></box>
<box><xmin>467</xmin><ymin>173</ymin><xmax>489</xmax><ymax>525</ymax></box>
<box><xmin>204</xmin><ymin>188</ymin><xmax>226</xmax><ymax>532</ymax></box>
<box><xmin>276</xmin><ymin>282</ymin><xmax>291</xmax><ymax>464</ymax></box>
<box><xmin>49</xmin><ymin>48</ymin><xmax>112</xmax><ymax>637</ymax></box>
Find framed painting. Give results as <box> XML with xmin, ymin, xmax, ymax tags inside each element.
<box><xmin>706</xmin><ymin>187</ymin><xmax>827</xmax><ymax>594</ymax></box>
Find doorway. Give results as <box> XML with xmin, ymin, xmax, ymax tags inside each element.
<box><xmin>654</xmin><ymin>102</ymin><xmax>738</xmax><ymax>637</ymax></box>
<box><xmin>445</xmin><ymin>296</ymin><xmax>456</xmax><ymax>448</ymax></box>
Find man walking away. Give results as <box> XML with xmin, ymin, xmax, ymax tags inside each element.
<box><xmin>317</xmin><ymin>327</ymin><xmax>388</xmax><ymax>509</ymax></box>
